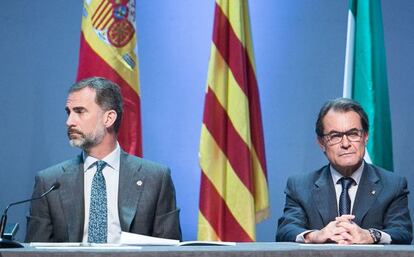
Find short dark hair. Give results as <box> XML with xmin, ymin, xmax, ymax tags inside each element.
<box><xmin>315</xmin><ymin>97</ymin><xmax>369</xmax><ymax>137</ymax></box>
<box><xmin>69</xmin><ymin>77</ymin><xmax>123</xmax><ymax>133</ymax></box>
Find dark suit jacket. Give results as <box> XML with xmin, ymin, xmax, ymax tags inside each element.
<box><xmin>276</xmin><ymin>163</ymin><xmax>412</xmax><ymax>244</ymax></box>
<box><xmin>25</xmin><ymin>151</ymin><xmax>182</xmax><ymax>242</ymax></box>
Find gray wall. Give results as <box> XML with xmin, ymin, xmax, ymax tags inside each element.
<box><xmin>0</xmin><ymin>1</ymin><xmax>413</xmax><ymax>242</ymax></box>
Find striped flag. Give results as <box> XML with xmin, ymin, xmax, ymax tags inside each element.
<box><xmin>198</xmin><ymin>0</ymin><xmax>269</xmax><ymax>242</ymax></box>
<box><xmin>77</xmin><ymin>0</ymin><xmax>142</xmax><ymax>157</ymax></box>
<box><xmin>343</xmin><ymin>0</ymin><xmax>393</xmax><ymax>170</ymax></box>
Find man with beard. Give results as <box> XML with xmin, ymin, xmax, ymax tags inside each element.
<box><xmin>276</xmin><ymin>98</ymin><xmax>412</xmax><ymax>244</ymax></box>
<box><xmin>25</xmin><ymin>77</ymin><xmax>181</xmax><ymax>243</ymax></box>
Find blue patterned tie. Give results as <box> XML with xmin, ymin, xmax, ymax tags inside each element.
<box><xmin>88</xmin><ymin>160</ymin><xmax>107</xmax><ymax>243</ymax></box>
<box><xmin>339</xmin><ymin>177</ymin><xmax>354</xmax><ymax>216</ymax></box>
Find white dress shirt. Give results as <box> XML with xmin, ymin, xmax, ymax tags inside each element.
<box><xmin>82</xmin><ymin>143</ymin><xmax>122</xmax><ymax>243</ymax></box>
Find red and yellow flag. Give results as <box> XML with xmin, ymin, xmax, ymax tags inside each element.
<box><xmin>198</xmin><ymin>0</ymin><xmax>269</xmax><ymax>242</ymax></box>
<box><xmin>76</xmin><ymin>0</ymin><xmax>142</xmax><ymax>157</ymax></box>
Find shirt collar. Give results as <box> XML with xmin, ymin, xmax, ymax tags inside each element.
<box><xmin>83</xmin><ymin>142</ymin><xmax>121</xmax><ymax>172</ymax></box>
<box><xmin>330</xmin><ymin>161</ymin><xmax>364</xmax><ymax>185</ymax></box>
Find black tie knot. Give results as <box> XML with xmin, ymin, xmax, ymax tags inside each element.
<box><xmin>340</xmin><ymin>177</ymin><xmax>354</xmax><ymax>190</ymax></box>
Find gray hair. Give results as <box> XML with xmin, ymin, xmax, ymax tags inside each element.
<box><xmin>69</xmin><ymin>77</ymin><xmax>123</xmax><ymax>133</ymax></box>
<box><xmin>315</xmin><ymin>97</ymin><xmax>369</xmax><ymax>137</ymax></box>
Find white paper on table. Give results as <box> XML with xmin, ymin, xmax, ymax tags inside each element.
<box><xmin>120</xmin><ymin>231</ymin><xmax>180</xmax><ymax>246</ymax></box>
<box><xmin>29</xmin><ymin>242</ymin><xmax>142</xmax><ymax>250</ymax></box>
<box><xmin>178</xmin><ymin>241</ymin><xmax>236</xmax><ymax>246</ymax></box>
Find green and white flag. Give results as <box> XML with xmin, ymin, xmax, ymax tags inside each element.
<box><xmin>343</xmin><ymin>0</ymin><xmax>393</xmax><ymax>171</ymax></box>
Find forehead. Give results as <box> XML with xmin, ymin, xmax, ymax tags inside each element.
<box><xmin>66</xmin><ymin>87</ymin><xmax>97</xmax><ymax>108</ymax></box>
<box><xmin>322</xmin><ymin>110</ymin><xmax>362</xmax><ymax>132</ymax></box>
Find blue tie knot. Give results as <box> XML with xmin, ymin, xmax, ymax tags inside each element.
<box><xmin>96</xmin><ymin>160</ymin><xmax>106</xmax><ymax>173</ymax></box>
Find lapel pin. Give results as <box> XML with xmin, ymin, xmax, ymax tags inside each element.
<box><xmin>137</xmin><ymin>180</ymin><xmax>143</xmax><ymax>186</ymax></box>
<box><xmin>371</xmin><ymin>190</ymin><xmax>376</xmax><ymax>195</ymax></box>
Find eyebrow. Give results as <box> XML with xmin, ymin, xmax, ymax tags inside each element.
<box><xmin>325</xmin><ymin>128</ymin><xmax>361</xmax><ymax>134</ymax></box>
<box><xmin>65</xmin><ymin>106</ymin><xmax>87</xmax><ymax>113</ymax></box>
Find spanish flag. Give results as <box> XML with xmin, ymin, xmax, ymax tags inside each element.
<box><xmin>76</xmin><ymin>0</ymin><xmax>142</xmax><ymax>157</ymax></box>
<box><xmin>198</xmin><ymin>0</ymin><xmax>269</xmax><ymax>242</ymax></box>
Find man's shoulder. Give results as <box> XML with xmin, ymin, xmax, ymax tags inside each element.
<box><xmin>366</xmin><ymin>163</ymin><xmax>406</xmax><ymax>183</ymax></box>
<box><xmin>121</xmin><ymin>151</ymin><xmax>170</xmax><ymax>175</ymax></box>
<box><xmin>287</xmin><ymin>165</ymin><xmax>330</xmax><ymax>184</ymax></box>
<box><xmin>37</xmin><ymin>156</ymin><xmax>82</xmax><ymax>178</ymax></box>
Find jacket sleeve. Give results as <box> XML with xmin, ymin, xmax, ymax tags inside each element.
<box><xmin>276</xmin><ymin>177</ymin><xmax>309</xmax><ymax>242</ymax></box>
<box><xmin>382</xmin><ymin>176</ymin><xmax>413</xmax><ymax>244</ymax></box>
<box><xmin>25</xmin><ymin>175</ymin><xmax>54</xmax><ymax>242</ymax></box>
<box><xmin>152</xmin><ymin>168</ymin><xmax>182</xmax><ymax>241</ymax></box>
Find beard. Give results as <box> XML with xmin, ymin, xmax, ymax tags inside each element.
<box><xmin>68</xmin><ymin>125</ymin><xmax>105</xmax><ymax>151</ymax></box>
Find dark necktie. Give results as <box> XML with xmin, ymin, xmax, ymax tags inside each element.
<box><xmin>339</xmin><ymin>177</ymin><xmax>354</xmax><ymax>216</ymax></box>
<box><xmin>88</xmin><ymin>160</ymin><xmax>107</xmax><ymax>243</ymax></box>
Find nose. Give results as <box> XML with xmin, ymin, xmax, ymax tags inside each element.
<box><xmin>66</xmin><ymin>113</ymin><xmax>75</xmax><ymax>128</ymax></box>
<box><xmin>340</xmin><ymin>135</ymin><xmax>351</xmax><ymax>148</ymax></box>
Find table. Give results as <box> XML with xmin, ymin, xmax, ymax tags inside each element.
<box><xmin>2</xmin><ymin>242</ymin><xmax>414</xmax><ymax>257</ymax></box>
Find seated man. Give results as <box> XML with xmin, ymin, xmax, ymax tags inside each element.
<box><xmin>276</xmin><ymin>98</ymin><xmax>412</xmax><ymax>244</ymax></box>
<box><xmin>26</xmin><ymin>77</ymin><xmax>181</xmax><ymax>243</ymax></box>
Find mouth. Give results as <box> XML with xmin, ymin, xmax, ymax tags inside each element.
<box><xmin>339</xmin><ymin>152</ymin><xmax>355</xmax><ymax>157</ymax></box>
<box><xmin>67</xmin><ymin>129</ymin><xmax>83</xmax><ymax>138</ymax></box>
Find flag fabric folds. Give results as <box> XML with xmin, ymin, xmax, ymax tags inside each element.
<box><xmin>77</xmin><ymin>0</ymin><xmax>142</xmax><ymax>157</ymax></box>
<box><xmin>343</xmin><ymin>0</ymin><xmax>393</xmax><ymax>170</ymax></box>
<box><xmin>198</xmin><ymin>0</ymin><xmax>269</xmax><ymax>242</ymax></box>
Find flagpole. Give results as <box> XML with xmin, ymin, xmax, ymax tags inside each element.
<box><xmin>343</xmin><ymin>1</ymin><xmax>355</xmax><ymax>98</ymax></box>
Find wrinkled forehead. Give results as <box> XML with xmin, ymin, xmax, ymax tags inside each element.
<box><xmin>66</xmin><ymin>87</ymin><xmax>97</xmax><ymax>108</ymax></box>
<box><xmin>322</xmin><ymin>110</ymin><xmax>363</xmax><ymax>133</ymax></box>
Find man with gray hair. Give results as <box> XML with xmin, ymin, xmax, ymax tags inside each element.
<box><xmin>276</xmin><ymin>98</ymin><xmax>412</xmax><ymax>244</ymax></box>
<box><xmin>26</xmin><ymin>77</ymin><xmax>181</xmax><ymax>243</ymax></box>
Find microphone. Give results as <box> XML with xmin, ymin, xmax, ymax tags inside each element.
<box><xmin>0</xmin><ymin>182</ymin><xmax>60</xmax><ymax>248</ymax></box>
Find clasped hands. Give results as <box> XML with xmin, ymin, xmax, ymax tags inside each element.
<box><xmin>304</xmin><ymin>215</ymin><xmax>374</xmax><ymax>244</ymax></box>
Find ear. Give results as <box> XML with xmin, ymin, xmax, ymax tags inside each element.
<box><xmin>103</xmin><ymin>110</ymin><xmax>117</xmax><ymax>129</ymax></box>
<box><xmin>317</xmin><ymin>136</ymin><xmax>326</xmax><ymax>152</ymax></box>
<box><xmin>363</xmin><ymin>131</ymin><xmax>369</xmax><ymax>145</ymax></box>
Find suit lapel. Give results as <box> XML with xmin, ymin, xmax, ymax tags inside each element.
<box><xmin>118</xmin><ymin>151</ymin><xmax>145</xmax><ymax>232</ymax></box>
<box><xmin>312</xmin><ymin>166</ymin><xmax>338</xmax><ymax>225</ymax></box>
<box><xmin>59</xmin><ymin>155</ymin><xmax>85</xmax><ymax>242</ymax></box>
<box><xmin>352</xmin><ymin>164</ymin><xmax>381</xmax><ymax>225</ymax></box>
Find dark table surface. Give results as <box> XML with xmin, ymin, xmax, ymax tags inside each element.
<box><xmin>2</xmin><ymin>242</ymin><xmax>414</xmax><ymax>257</ymax></box>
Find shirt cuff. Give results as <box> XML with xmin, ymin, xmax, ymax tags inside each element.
<box><xmin>296</xmin><ymin>230</ymin><xmax>315</xmax><ymax>243</ymax></box>
<box><xmin>378</xmin><ymin>230</ymin><xmax>391</xmax><ymax>244</ymax></box>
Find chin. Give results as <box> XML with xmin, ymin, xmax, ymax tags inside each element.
<box><xmin>69</xmin><ymin>139</ymin><xmax>83</xmax><ymax>148</ymax></box>
<box><xmin>337</xmin><ymin>160</ymin><xmax>362</xmax><ymax>170</ymax></box>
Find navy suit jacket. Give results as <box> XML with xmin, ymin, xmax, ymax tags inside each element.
<box><xmin>276</xmin><ymin>163</ymin><xmax>412</xmax><ymax>244</ymax></box>
<box><xmin>25</xmin><ymin>151</ymin><xmax>181</xmax><ymax>242</ymax></box>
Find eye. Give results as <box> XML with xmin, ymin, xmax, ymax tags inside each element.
<box><xmin>329</xmin><ymin>133</ymin><xmax>342</xmax><ymax>139</ymax></box>
<box><xmin>348</xmin><ymin>131</ymin><xmax>359</xmax><ymax>137</ymax></box>
<box><xmin>73</xmin><ymin>107</ymin><xmax>86</xmax><ymax>114</ymax></box>
<box><xmin>346</xmin><ymin>130</ymin><xmax>362</xmax><ymax>140</ymax></box>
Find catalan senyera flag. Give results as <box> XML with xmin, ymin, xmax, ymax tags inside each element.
<box><xmin>343</xmin><ymin>0</ymin><xmax>393</xmax><ymax>170</ymax></box>
<box><xmin>198</xmin><ymin>0</ymin><xmax>269</xmax><ymax>242</ymax></box>
<box><xmin>77</xmin><ymin>0</ymin><xmax>142</xmax><ymax>157</ymax></box>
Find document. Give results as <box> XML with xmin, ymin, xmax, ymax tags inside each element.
<box><xmin>120</xmin><ymin>232</ymin><xmax>236</xmax><ymax>246</ymax></box>
<box><xmin>178</xmin><ymin>241</ymin><xmax>236</xmax><ymax>246</ymax></box>
<box><xmin>29</xmin><ymin>242</ymin><xmax>142</xmax><ymax>250</ymax></box>
<box><xmin>120</xmin><ymin>232</ymin><xmax>180</xmax><ymax>245</ymax></box>
<box><xmin>29</xmin><ymin>233</ymin><xmax>236</xmax><ymax>248</ymax></box>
